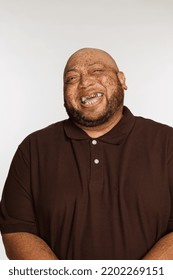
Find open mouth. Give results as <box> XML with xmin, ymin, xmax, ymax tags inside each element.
<box><xmin>80</xmin><ymin>92</ymin><xmax>104</xmax><ymax>105</ymax></box>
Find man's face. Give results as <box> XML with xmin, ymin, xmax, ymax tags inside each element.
<box><xmin>64</xmin><ymin>49</ymin><xmax>124</xmax><ymax>127</ymax></box>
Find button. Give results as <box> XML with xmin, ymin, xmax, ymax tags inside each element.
<box><xmin>94</xmin><ymin>159</ymin><xmax>99</xmax><ymax>164</ymax></box>
<box><xmin>92</xmin><ymin>139</ymin><xmax>97</xmax><ymax>145</ymax></box>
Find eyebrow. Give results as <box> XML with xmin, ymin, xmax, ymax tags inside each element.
<box><xmin>65</xmin><ymin>68</ymin><xmax>78</xmax><ymax>74</ymax></box>
<box><xmin>64</xmin><ymin>62</ymin><xmax>106</xmax><ymax>75</ymax></box>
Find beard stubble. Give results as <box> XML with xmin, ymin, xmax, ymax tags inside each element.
<box><xmin>64</xmin><ymin>85</ymin><xmax>124</xmax><ymax>128</ymax></box>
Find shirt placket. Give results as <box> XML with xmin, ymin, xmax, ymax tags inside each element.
<box><xmin>89</xmin><ymin>139</ymin><xmax>103</xmax><ymax>189</ymax></box>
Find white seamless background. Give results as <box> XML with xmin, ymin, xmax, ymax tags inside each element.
<box><xmin>0</xmin><ymin>0</ymin><xmax>173</xmax><ymax>259</ymax></box>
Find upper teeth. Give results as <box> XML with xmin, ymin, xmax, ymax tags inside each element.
<box><xmin>81</xmin><ymin>92</ymin><xmax>103</xmax><ymax>103</ymax></box>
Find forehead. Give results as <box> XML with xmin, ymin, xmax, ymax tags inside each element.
<box><xmin>65</xmin><ymin>50</ymin><xmax>117</xmax><ymax>73</ymax></box>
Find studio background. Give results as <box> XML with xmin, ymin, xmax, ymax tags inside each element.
<box><xmin>0</xmin><ymin>0</ymin><xmax>173</xmax><ymax>259</ymax></box>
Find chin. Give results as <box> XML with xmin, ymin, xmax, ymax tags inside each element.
<box><xmin>64</xmin><ymin>92</ymin><xmax>124</xmax><ymax>127</ymax></box>
<box><xmin>65</xmin><ymin>107</ymin><xmax>113</xmax><ymax>128</ymax></box>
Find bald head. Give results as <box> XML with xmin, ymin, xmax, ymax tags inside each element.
<box><xmin>64</xmin><ymin>48</ymin><xmax>119</xmax><ymax>76</ymax></box>
<box><xmin>64</xmin><ymin>47</ymin><xmax>127</xmax><ymax>91</ymax></box>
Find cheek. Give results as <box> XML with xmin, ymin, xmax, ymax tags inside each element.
<box><xmin>64</xmin><ymin>87</ymin><xmax>77</xmax><ymax>102</ymax></box>
<box><xmin>101</xmin><ymin>75</ymin><xmax>117</xmax><ymax>89</ymax></box>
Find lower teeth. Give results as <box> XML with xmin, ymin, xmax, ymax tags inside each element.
<box><xmin>84</xmin><ymin>100</ymin><xmax>97</xmax><ymax>105</ymax></box>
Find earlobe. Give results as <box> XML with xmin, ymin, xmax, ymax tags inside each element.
<box><xmin>117</xmin><ymin>71</ymin><xmax>128</xmax><ymax>90</ymax></box>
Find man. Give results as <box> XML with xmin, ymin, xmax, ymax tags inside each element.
<box><xmin>0</xmin><ymin>48</ymin><xmax>173</xmax><ymax>260</ymax></box>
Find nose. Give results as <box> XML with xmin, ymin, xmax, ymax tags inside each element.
<box><xmin>78</xmin><ymin>73</ymin><xmax>95</xmax><ymax>89</ymax></box>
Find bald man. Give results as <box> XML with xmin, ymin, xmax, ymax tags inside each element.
<box><xmin>0</xmin><ymin>48</ymin><xmax>173</xmax><ymax>260</ymax></box>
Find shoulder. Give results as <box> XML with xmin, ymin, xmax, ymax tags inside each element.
<box><xmin>18</xmin><ymin>120</ymin><xmax>67</xmax><ymax>153</ymax></box>
<box><xmin>133</xmin><ymin>115</ymin><xmax>173</xmax><ymax>157</ymax></box>
<box><xmin>135</xmin><ymin>115</ymin><xmax>173</xmax><ymax>136</ymax></box>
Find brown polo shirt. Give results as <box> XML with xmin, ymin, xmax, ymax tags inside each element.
<box><xmin>0</xmin><ymin>106</ymin><xmax>173</xmax><ymax>259</ymax></box>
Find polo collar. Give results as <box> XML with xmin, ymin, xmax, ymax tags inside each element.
<box><xmin>63</xmin><ymin>106</ymin><xmax>136</xmax><ymax>145</ymax></box>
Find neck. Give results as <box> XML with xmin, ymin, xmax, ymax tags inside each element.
<box><xmin>75</xmin><ymin>109</ymin><xmax>123</xmax><ymax>138</ymax></box>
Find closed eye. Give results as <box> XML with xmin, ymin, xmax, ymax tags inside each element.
<box><xmin>65</xmin><ymin>76</ymin><xmax>79</xmax><ymax>84</ymax></box>
<box><xmin>93</xmin><ymin>69</ymin><xmax>103</xmax><ymax>72</ymax></box>
<box><xmin>93</xmin><ymin>69</ymin><xmax>103</xmax><ymax>73</ymax></box>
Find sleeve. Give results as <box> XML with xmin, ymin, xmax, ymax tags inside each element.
<box><xmin>167</xmin><ymin>128</ymin><xmax>173</xmax><ymax>232</ymax></box>
<box><xmin>0</xmin><ymin>138</ymin><xmax>38</xmax><ymax>235</ymax></box>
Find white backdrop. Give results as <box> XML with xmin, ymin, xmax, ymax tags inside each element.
<box><xmin>0</xmin><ymin>0</ymin><xmax>173</xmax><ymax>260</ymax></box>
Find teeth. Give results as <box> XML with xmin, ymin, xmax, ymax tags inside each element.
<box><xmin>81</xmin><ymin>97</ymin><xmax>87</xmax><ymax>102</ymax></box>
<box><xmin>81</xmin><ymin>92</ymin><xmax>103</xmax><ymax>104</ymax></box>
<box><xmin>97</xmin><ymin>93</ymin><xmax>102</xmax><ymax>97</ymax></box>
<box><xmin>85</xmin><ymin>99</ymin><xmax>97</xmax><ymax>105</ymax></box>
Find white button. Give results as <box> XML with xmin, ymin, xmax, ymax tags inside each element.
<box><xmin>94</xmin><ymin>159</ymin><xmax>99</xmax><ymax>164</ymax></box>
<box><xmin>92</xmin><ymin>139</ymin><xmax>97</xmax><ymax>145</ymax></box>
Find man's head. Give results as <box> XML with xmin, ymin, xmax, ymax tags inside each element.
<box><xmin>64</xmin><ymin>48</ymin><xmax>127</xmax><ymax>128</ymax></box>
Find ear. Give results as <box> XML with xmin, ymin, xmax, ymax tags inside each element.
<box><xmin>117</xmin><ymin>71</ymin><xmax>128</xmax><ymax>90</ymax></box>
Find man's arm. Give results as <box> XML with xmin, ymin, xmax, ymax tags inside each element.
<box><xmin>2</xmin><ymin>232</ymin><xmax>58</xmax><ymax>260</ymax></box>
<box><xmin>143</xmin><ymin>232</ymin><xmax>173</xmax><ymax>260</ymax></box>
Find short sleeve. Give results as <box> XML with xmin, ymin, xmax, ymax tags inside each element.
<box><xmin>0</xmin><ymin>139</ymin><xmax>38</xmax><ymax>235</ymax></box>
